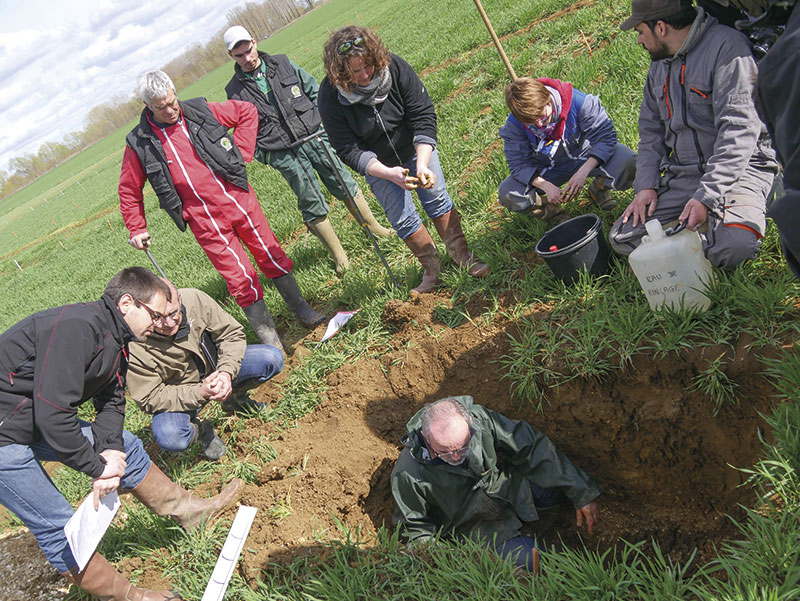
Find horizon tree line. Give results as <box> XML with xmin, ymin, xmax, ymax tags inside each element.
<box><xmin>0</xmin><ymin>0</ymin><xmax>318</xmax><ymax>201</ymax></box>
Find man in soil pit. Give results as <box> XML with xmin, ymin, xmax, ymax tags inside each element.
<box><xmin>391</xmin><ymin>396</ymin><xmax>601</xmax><ymax>570</ymax></box>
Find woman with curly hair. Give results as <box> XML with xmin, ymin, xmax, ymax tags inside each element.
<box><xmin>318</xmin><ymin>25</ymin><xmax>489</xmax><ymax>296</ymax></box>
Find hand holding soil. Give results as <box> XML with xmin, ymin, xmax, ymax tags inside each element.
<box><xmin>416</xmin><ymin>169</ymin><xmax>436</xmax><ymax>189</ymax></box>
<box><xmin>403</xmin><ymin>169</ymin><xmax>421</xmax><ymax>189</ymax></box>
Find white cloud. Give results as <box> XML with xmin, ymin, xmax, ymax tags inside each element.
<box><xmin>0</xmin><ymin>0</ymin><xmax>249</xmax><ymax>173</ymax></box>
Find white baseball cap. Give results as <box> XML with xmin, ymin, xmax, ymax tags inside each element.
<box><xmin>224</xmin><ymin>25</ymin><xmax>253</xmax><ymax>51</ymax></box>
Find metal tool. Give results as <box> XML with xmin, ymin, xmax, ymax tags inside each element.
<box><xmin>144</xmin><ymin>248</ymin><xmax>167</xmax><ymax>279</ymax></box>
<box><xmin>131</xmin><ymin>235</ymin><xmax>168</xmax><ymax>279</ymax></box>
<box><xmin>134</xmin><ymin>239</ymin><xmax>219</xmax><ymax>368</ymax></box>
<box><xmin>287</xmin><ymin>129</ymin><xmax>401</xmax><ymax>289</ymax></box>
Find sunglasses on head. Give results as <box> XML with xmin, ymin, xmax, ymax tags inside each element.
<box><xmin>337</xmin><ymin>36</ymin><xmax>364</xmax><ymax>55</ymax></box>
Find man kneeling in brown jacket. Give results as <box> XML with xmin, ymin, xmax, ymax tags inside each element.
<box><xmin>128</xmin><ymin>280</ymin><xmax>283</xmax><ymax>460</ymax></box>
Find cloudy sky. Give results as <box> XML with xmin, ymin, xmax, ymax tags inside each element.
<box><xmin>0</xmin><ymin>0</ymin><xmax>251</xmax><ymax>173</ymax></box>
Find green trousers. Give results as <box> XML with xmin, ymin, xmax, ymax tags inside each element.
<box><xmin>260</xmin><ymin>134</ymin><xmax>358</xmax><ymax>223</ymax></box>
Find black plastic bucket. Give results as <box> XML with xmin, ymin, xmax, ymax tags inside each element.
<box><xmin>535</xmin><ymin>214</ymin><xmax>611</xmax><ymax>284</ymax></box>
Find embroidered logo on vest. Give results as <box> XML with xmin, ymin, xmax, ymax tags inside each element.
<box><xmin>291</xmin><ymin>85</ymin><xmax>301</xmax><ymax>98</ymax></box>
<box><xmin>220</xmin><ymin>138</ymin><xmax>233</xmax><ymax>151</ymax></box>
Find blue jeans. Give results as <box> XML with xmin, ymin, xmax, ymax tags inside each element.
<box><xmin>0</xmin><ymin>421</ymin><xmax>152</xmax><ymax>573</ymax></box>
<box><xmin>498</xmin><ymin>143</ymin><xmax>636</xmax><ymax>213</ymax></box>
<box><xmin>365</xmin><ymin>148</ymin><xmax>454</xmax><ymax>239</ymax></box>
<box><xmin>151</xmin><ymin>344</ymin><xmax>283</xmax><ymax>453</ymax></box>
<box><xmin>493</xmin><ymin>483</ymin><xmax>566</xmax><ymax>571</ymax></box>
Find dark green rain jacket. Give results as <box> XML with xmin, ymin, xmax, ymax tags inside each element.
<box><xmin>391</xmin><ymin>396</ymin><xmax>602</xmax><ymax>545</ymax></box>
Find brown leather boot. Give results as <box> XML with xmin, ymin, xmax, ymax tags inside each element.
<box><xmin>131</xmin><ymin>463</ymin><xmax>243</xmax><ymax>531</ymax></box>
<box><xmin>403</xmin><ymin>226</ymin><xmax>441</xmax><ymax>297</ymax></box>
<box><xmin>432</xmin><ymin>209</ymin><xmax>490</xmax><ymax>278</ymax></box>
<box><xmin>65</xmin><ymin>552</ymin><xmax>182</xmax><ymax>601</ymax></box>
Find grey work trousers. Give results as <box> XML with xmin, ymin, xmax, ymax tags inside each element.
<box><xmin>609</xmin><ymin>164</ymin><xmax>775</xmax><ymax>270</ymax></box>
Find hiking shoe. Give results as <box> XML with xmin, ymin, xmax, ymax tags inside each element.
<box><xmin>588</xmin><ymin>177</ymin><xmax>617</xmax><ymax>210</ymax></box>
<box><xmin>222</xmin><ymin>390</ymin><xmax>268</xmax><ymax>414</ymax></box>
<box><xmin>195</xmin><ymin>419</ymin><xmax>226</xmax><ymax>460</ymax></box>
<box><xmin>525</xmin><ymin>192</ymin><xmax>571</xmax><ymax>225</ymax></box>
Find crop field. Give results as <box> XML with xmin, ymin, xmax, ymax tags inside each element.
<box><xmin>1</xmin><ymin>0</ymin><xmax>799</xmax><ymax>600</ymax></box>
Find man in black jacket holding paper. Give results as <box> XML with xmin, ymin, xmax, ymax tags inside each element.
<box><xmin>0</xmin><ymin>267</ymin><xmax>242</xmax><ymax>601</ymax></box>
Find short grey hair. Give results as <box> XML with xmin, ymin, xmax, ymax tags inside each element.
<box><xmin>136</xmin><ymin>70</ymin><xmax>176</xmax><ymax>107</ymax></box>
<box><xmin>420</xmin><ymin>398</ymin><xmax>471</xmax><ymax>439</ymax></box>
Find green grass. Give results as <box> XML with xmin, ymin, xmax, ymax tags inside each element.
<box><xmin>4</xmin><ymin>0</ymin><xmax>800</xmax><ymax>599</ymax></box>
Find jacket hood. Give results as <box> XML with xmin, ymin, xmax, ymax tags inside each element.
<box><xmin>675</xmin><ymin>8</ymin><xmax>712</xmax><ymax>57</ymax></box>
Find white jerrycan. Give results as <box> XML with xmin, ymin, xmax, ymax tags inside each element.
<box><xmin>628</xmin><ymin>220</ymin><xmax>714</xmax><ymax>312</ymax></box>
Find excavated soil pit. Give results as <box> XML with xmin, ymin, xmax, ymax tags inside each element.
<box><xmin>0</xmin><ymin>293</ymin><xmax>781</xmax><ymax>595</ymax></box>
<box><xmin>230</xmin><ymin>293</ymin><xmax>778</xmax><ymax>584</ymax></box>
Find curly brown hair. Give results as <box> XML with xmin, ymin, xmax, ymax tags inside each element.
<box><xmin>322</xmin><ymin>25</ymin><xmax>391</xmax><ymax>91</ymax></box>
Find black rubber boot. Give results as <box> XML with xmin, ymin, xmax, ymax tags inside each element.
<box><xmin>272</xmin><ymin>273</ymin><xmax>326</xmax><ymax>328</ymax></box>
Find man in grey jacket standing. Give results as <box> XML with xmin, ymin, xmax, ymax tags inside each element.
<box><xmin>610</xmin><ymin>0</ymin><xmax>778</xmax><ymax>269</ymax></box>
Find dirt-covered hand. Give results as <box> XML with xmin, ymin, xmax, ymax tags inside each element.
<box><xmin>416</xmin><ymin>167</ymin><xmax>436</xmax><ymax>189</ymax></box>
<box><xmin>539</xmin><ymin>180</ymin><xmax>564</xmax><ymax>204</ymax></box>
<box><xmin>562</xmin><ymin>167</ymin><xmax>590</xmax><ymax>203</ymax></box>
<box><xmin>576</xmin><ymin>501</ymin><xmax>598</xmax><ymax>535</ymax></box>
<box><xmin>403</xmin><ymin>169</ymin><xmax>421</xmax><ymax>190</ymax></box>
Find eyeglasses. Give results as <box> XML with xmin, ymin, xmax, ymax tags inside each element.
<box><xmin>135</xmin><ymin>300</ymin><xmax>168</xmax><ymax>325</ymax></box>
<box><xmin>231</xmin><ymin>42</ymin><xmax>254</xmax><ymax>59</ymax></box>
<box><xmin>530</xmin><ymin>102</ymin><xmax>553</xmax><ymax>127</ymax></box>
<box><xmin>428</xmin><ymin>429</ymin><xmax>473</xmax><ymax>466</ymax></box>
<box><xmin>337</xmin><ymin>36</ymin><xmax>364</xmax><ymax>55</ymax></box>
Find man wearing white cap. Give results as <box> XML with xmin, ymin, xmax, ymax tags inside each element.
<box><xmin>223</xmin><ymin>25</ymin><xmax>392</xmax><ymax>276</ymax></box>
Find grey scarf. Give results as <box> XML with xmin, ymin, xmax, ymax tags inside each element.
<box><xmin>337</xmin><ymin>66</ymin><xmax>392</xmax><ymax>106</ymax></box>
